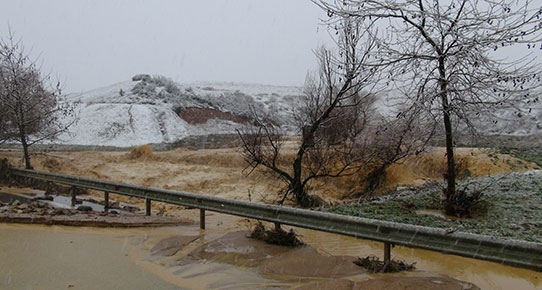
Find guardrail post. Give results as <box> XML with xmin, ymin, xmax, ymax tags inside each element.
<box><xmin>0</xmin><ymin>158</ymin><xmax>10</xmax><ymax>182</ymax></box>
<box><xmin>200</xmin><ymin>209</ymin><xmax>205</xmax><ymax>230</ymax></box>
<box><xmin>46</xmin><ymin>181</ymin><xmax>52</xmax><ymax>195</ymax></box>
<box><xmin>384</xmin><ymin>242</ymin><xmax>391</xmax><ymax>266</ymax></box>
<box><xmin>70</xmin><ymin>186</ymin><xmax>77</xmax><ymax>207</ymax></box>
<box><xmin>274</xmin><ymin>222</ymin><xmax>281</xmax><ymax>231</ymax></box>
<box><xmin>145</xmin><ymin>198</ymin><xmax>151</xmax><ymax>216</ymax></box>
<box><xmin>104</xmin><ymin>191</ymin><xmax>109</xmax><ymax>212</ymax></box>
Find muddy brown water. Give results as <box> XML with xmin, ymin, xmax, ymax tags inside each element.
<box><xmin>0</xmin><ymin>224</ymin><xmax>181</xmax><ymax>290</ymax></box>
<box><xmin>1</xmin><ymin>211</ymin><xmax>540</xmax><ymax>290</ymax></box>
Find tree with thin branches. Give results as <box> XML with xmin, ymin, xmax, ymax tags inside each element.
<box><xmin>0</xmin><ymin>32</ymin><xmax>75</xmax><ymax>169</ymax></box>
<box><xmin>315</xmin><ymin>0</ymin><xmax>542</xmax><ymax>215</ymax></box>
<box><xmin>237</xmin><ymin>19</ymin><xmax>428</xmax><ymax>206</ymax></box>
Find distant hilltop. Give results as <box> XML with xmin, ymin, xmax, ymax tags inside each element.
<box><xmin>55</xmin><ymin>75</ymin><xmax>303</xmax><ymax>147</ymax></box>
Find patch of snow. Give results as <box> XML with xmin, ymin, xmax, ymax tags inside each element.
<box><xmin>56</xmin><ymin>103</ymin><xmax>191</xmax><ymax>146</ymax></box>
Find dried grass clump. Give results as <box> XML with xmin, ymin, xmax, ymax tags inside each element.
<box><xmin>353</xmin><ymin>255</ymin><xmax>416</xmax><ymax>273</ymax></box>
<box><xmin>128</xmin><ymin>145</ymin><xmax>154</xmax><ymax>160</ymax></box>
<box><xmin>249</xmin><ymin>222</ymin><xmax>305</xmax><ymax>247</ymax></box>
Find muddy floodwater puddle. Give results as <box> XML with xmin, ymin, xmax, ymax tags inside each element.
<box><xmin>0</xmin><ymin>224</ymin><xmax>182</xmax><ymax>290</ymax></box>
<box><xmin>128</xmin><ymin>213</ymin><xmax>542</xmax><ymax>289</ymax></box>
<box><xmin>0</xmin><ymin>211</ymin><xmax>540</xmax><ymax>290</ymax></box>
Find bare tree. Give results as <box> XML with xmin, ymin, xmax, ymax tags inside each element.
<box><xmin>238</xmin><ymin>19</ymin><xmax>375</xmax><ymax>207</ymax></box>
<box><xmin>238</xmin><ymin>18</ymin><xmax>427</xmax><ymax>207</ymax></box>
<box><xmin>0</xmin><ymin>32</ymin><xmax>75</xmax><ymax>169</ymax></box>
<box><xmin>316</xmin><ymin>0</ymin><xmax>542</xmax><ymax>216</ymax></box>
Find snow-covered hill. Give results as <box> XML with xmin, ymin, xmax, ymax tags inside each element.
<box><xmin>56</xmin><ymin>75</ymin><xmax>303</xmax><ymax>147</ymax></box>
<box><xmin>53</xmin><ymin>74</ymin><xmax>542</xmax><ymax>148</ymax></box>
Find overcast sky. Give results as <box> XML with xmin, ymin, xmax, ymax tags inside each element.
<box><xmin>0</xmin><ymin>1</ymin><xmax>331</xmax><ymax>93</ymax></box>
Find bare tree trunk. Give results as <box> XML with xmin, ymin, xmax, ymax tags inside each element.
<box><xmin>291</xmin><ymin>126</ymin><xmax>311</xmax><ymax>206</ymax></box>
<box><xmin>291</xmin><ymin>156</ymin><xmax>304</xmax><ymax>203</ymax></box>
<box><xmin>290</xmin><ymin>177</ymin><xmax>309</xmax><ymax>207</ymax></box>
<box><xmin>17</xmin><ymin>104</ymin><xmax>32</xmax><ymax>170</ymax></box>
<box><xmin>438</xmin><ymin>57</ymin><xmax>457</xmax><ymax>215</ymax></box>
<box><xmin>365</xmin><ymin>162</ymin><xmax>389</xmax><ymax>195</ymax></box>
<box><xmin>443</xmin><ymin>105</ymin><xmax>457</xmax><ymax>215</ymax></box>
<box><xmin>20</xmin><ymin>137</ymin><xmax>32</xmax><ymax>170</ymax></box>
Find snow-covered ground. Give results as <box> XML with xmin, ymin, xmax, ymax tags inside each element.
<box><xmin>55</xmin><ymin>76</ymin><xmax>303</xmax><ymax>147</ymax></box>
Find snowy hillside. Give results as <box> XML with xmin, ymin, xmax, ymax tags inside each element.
<box><xmin>56</xmin><ymin>75</ymin><xmax>303</xmax><ymax>147</ymax></box>
<box><xmin>52</xmin><ymin>74</ymin><xmax>542</xmax><ymax>148</ymax></box>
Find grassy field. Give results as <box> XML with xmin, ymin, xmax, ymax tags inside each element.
<box><xmin>330</xmin><ymin>171</ymin><xmax>542</xmax><ymax>243</ymax></box>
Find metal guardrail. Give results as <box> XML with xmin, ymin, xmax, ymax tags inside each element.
<box><xmin>5</xmin><ymin>165</ymin><xmax>542</xmax><ymax>272</ymax></box>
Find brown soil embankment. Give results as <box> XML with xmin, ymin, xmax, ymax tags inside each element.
<box><xmin>1</xmin><ymin>146</ymin><xmax>537</xmax><ymax>206</ymax></box>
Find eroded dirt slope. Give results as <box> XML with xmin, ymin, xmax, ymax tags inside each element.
<box><xmin>1</xmin><ymin>145</ymin><xmax>538</xmax><ymax>210</ymax></box>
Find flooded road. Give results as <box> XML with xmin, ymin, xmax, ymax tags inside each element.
<box><xmin>0</xmin><ymin>224</ymin><xmax>181</xmax><ymax>290</ymax></box>
<box><xmin>1</xmin><ymin>211</ymin><xmax>540</xmax><ymax>290</ymax></box>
